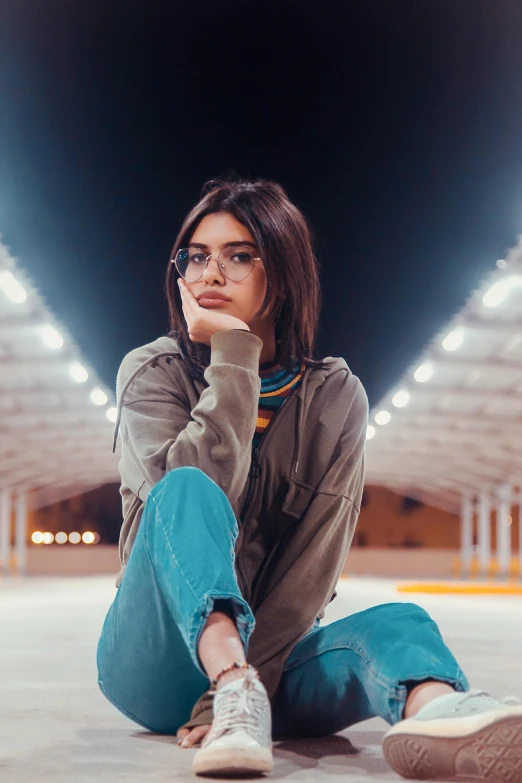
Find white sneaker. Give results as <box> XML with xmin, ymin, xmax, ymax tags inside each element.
<box><xmin>192</xmin><ymin>668</ymin><xmax>273</xmax><ymax>778</ymax></box>
<box><xmin>383</xmin><ymin>689</ymin><xmax>522</xmax><ymax>781</ymax></box>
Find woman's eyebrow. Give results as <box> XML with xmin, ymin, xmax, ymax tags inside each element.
<box><xmin>189</xmin><ymin>241</ymin><xmax>257</xmax><ymax>249</ymax></box>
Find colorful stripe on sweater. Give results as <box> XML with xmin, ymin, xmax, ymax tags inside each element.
<box><xmin>252</xmin><ymin>358</ymin><xmax>306</xmax><ymax>453</ymax></box>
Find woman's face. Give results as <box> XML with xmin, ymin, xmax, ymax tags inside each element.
<box><xmin>186</xmin><ymin>211</ymin><xmax>274</xmax><ymax>329</ymax></box>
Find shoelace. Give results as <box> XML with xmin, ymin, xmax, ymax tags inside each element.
<box><xmin>211</xmin><ymin>679</ymin><xmax>266</xmax><ymax>742</ymax></box>
<box><xmin>452</xmin><ymin>690</ymin><xmax>522</xmax><ymax>714</ymax></box>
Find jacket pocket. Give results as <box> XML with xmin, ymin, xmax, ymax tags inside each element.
<box><xmin>281</xmin><ymin>475</ymin><xmax>316</xmax><ymax>520</ymax></box>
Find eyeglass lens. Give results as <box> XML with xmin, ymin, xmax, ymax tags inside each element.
<box><xmin>175</xmin><ymin>246</ymin><xmax>255</xmax><ymax>282</ymax></box>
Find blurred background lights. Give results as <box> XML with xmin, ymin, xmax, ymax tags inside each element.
<box><xmin>40</xmin><ymin>324</ymin><xmax>64</xmax><ymax>349</ymax></box>
<box><xmin>414</xmin><ymin>362</ymin><xmax>433</xmax><ymax>383</ymax></box>
<box><xmin>496</xmin><ymin>259</ymin><xmax>507</xmax><ymax>269</ymax></box>
<box><xmin>90</xmin><ymin>387</ymin><xmax>108</xmax><ymax>406</ymax></box>
<box><xmin>68</xmin><ymin>532</ymin><xmax>81</xmax><ymax>544</ymax></box>
<box><xmin>0</xmin><ymin>271</ymin><xmax>27</xmax><ymax>303</ymax></box>
<box><xmin>106</xmin><ymin>407</ymin><xmax>118</xmax><ymax>423</ymax></box>
<box><xmin>55</xmin><ymin>532</ymin><xmax>68</xmax><ymax>544</ymax></box>
<box><xmin>31</xmin><ymin>531</ymin><xmax>44</xmax><ymax>544</ymax></box>
<box><xmin>366</xmin><ymin>424</ymin><xmax>376</xmax><ymax>440</ymax></box>
<box><xmin>42</xmin><ymin>532</ymin><xmax>54</xmax><ymax>545</ymax></box>
<box><xmin>375</xmin><ymin>410</ymin><xmax>391</xmax><ymax>425</ymax></box>
<box><xmin>442</xmin><ymin>328</ymin><xmax>463</xmax><ymax>351</ymax></box>
<box><xmin>482</xmin><ymin>275</ymin><xmax>522</xmax><ymax>308</ymax></box>
<box><xmin>392</xmin><ymin>389</ymin><xmax>410</xmax><ymax>408</ymax></box>
<box><xmin>82</xmin><ymin>531</ymin><xmax>95</xmax><ymax>544</ymax></box>
<box><xmin>69</xmin><ymin>361</ymin><xmax>88</xmax><ymax>383</ymax></box>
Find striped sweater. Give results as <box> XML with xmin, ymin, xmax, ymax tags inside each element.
<box><xmin>252</xmin><ymin>357</ymin><xmax>306</xmax><ymax>453</ymax></box>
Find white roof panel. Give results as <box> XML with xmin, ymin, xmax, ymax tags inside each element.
<box><xmin>0</xmin><ymin>242</ymin><xmax>120</xmax><ymax>510</ymax></box>
<box><xmin>365</xmin><ymin>238</ymin><xmax>522</xmax><ymax>513</ymax></box>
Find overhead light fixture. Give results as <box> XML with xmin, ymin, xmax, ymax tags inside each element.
<box><xmin>442</xmin><ymin>328</ymin><xmax>463</xmax><ymax>352</ymax></box>
<box><xmin>69</xmin><ymin>361</ymin><xmax>88</xmax><ymax>383</ymax></box>
<box><xmin>392</xmin><ymin>390</ymin><xmax>410</xmax><ymax>408</ymax></box>
<box><xmin>375</xmin><ymin>410</ymin><xmax>391</xmax><ymax>425</ymax></box>
<box><xmin>414</xmin><ymin>363</ymin><xmax>433</xmax><ymax>383</ymax></box>
<box><xmin>0</xmin><ymin>271</ymin><xmax>28</xmax><ymax>303</ymax></box>
<box><xmin>106</xmin><ymin>407</ymin><xmax>118</xmax><ymax>423</ymax></box>
<box><xmin>483</xmin><ymin>275</ymin><xmax>522</xmax><ymax>308</ymax></box>
<box><xmin>366</xmin><ymin>425</ymin><xmax>376</xmax><ymax>440</ymax></box>
<box><xmin>90</xmin><ymin>388</ymin><xmax>108</xmax><ymax>406</ymax></box>
<box><xmin>40</xmin><ymin>324</ymin><xmax>64</xmax><ymax>349</ymax></box>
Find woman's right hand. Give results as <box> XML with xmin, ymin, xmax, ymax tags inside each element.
<box><xmin>178</xmin><ymin>279</ymin><xmax>251</xmax><ymax>345</ymax></box>
<box><xmin>177</xmin><ymin>723</ymin><xmax>211</xmax><ymax>749</ymax></box>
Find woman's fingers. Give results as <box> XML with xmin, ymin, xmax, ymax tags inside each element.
<box><xmin>177</xmin><ymin>724</ymin><xmax>211</xmax><ymax>748</ymax></box>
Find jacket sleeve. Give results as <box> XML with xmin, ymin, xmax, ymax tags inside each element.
<box><xmin>245</xmin><ymin>374</ymin><xmax>368</xmax><ymax>700</ymax></box>
<box><xmin>118</xmin><ymin>329</ymin><xmax>263</xmax><ymax>509</ymax></box>
<box><xmin>178</xmin><ymin>373</ymin><xmax>369</xmax><ymax>733</ymax></box>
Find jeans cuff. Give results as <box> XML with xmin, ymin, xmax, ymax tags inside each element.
<box><xmin>390</xmin><ymin>668</ymin><xmax>471</xmax><ymax>724</ymax></box>
<box><xmin>188</xmin><ymin>591</ymin><xmax>256</xmax><ymax>678</ymax></box>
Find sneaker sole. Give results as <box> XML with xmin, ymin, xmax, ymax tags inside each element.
<box><xmin>192</xmin><ymin>746</ymin><xmax>273</xmax><ymax>777</ymax></box>
<box><xmin>382</xmin><ymin>709</ymin><xmax>522</xmax><ymax>782</ymax></box>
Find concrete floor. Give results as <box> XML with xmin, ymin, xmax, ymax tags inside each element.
<box><xmin>1</xmin><ymin>575</ymin><xmax>521</xmax><ymax>783</ymax></box>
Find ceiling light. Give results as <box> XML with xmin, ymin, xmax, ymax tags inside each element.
<box><xmin>106</xmin><ymin>407</ymin><xmax>118</xmax><ymax>423</ymax></box>
<box><xmin>40</xmin><ymin>324</ymin><xmax>63</xmax><ymax>349</ymax></box>
<box><xmin>414</xmin><ymin>363</ymin><xmax>433</xmax><ymax>383</ymax></box>
<box><xmin>90</xmin><ymin>388</ymin><xmax>108</xmax><ymax>406</ymax></box>
<box><xmin>483</xmin><ymin>275</ymin><xmax>522</xmax><ymax>308</ymax></box>
<box><xmin>0</xmin><ymin>271</ymin><xmax>27</xmax><ymax>303</ymax></box>
<box><xmin>375</xmin><ymin>410</ymin><xmax>391</xmax><ymax>425</ymax></box>
<box><xmin>366</xmin><ymin>425</ymin><xmax>376</xmax><ymax>440</ymax></box>
<box><xmin>392</xmin><ymin>390</ymin><xmax>410</xmax><ymax>408</ymax></box>
<box><xmin>69</xmin><ymin>361</ymin><xmax>88</xmax><ymax>383</ymax></box>
<box><xmin>442</xmin><ymin>328</ymin><xmax>463</xmax><ymax>351</ymax></box>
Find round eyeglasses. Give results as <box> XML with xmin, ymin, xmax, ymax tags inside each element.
<box><xmin>171</xmin><ymin>245</ymin><xmax>262</xmax><ymax>283</ymax></box>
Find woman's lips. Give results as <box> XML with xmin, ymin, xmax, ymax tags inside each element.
<box><xmin>198</xmin><ymin>297</ymin><xmax>229</xmax><ymax>307</ymax></box>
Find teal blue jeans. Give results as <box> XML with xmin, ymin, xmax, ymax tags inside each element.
<box><xmin>96</xmin><ymin>467</ymin><xmax>469</xmax><ymax>737</ymax></box>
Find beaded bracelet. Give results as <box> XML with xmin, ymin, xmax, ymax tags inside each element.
<box><xmin>210</xmin><ymin>661</ymin><xmax>258</xmax><ymax>691</ymax></box>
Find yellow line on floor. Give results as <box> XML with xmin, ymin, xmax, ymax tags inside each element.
<box><xmin>396</xmin><ymin>583</ymin><xmax>522</xmax><ymax>595</ymax></box>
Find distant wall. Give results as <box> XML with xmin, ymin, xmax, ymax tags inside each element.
<box><xmin>26</xmin><ymin>544</ymin><xmax>120</xmax><ymax>576</ymax></box>
<box><xmin>343</xmin><ymin>547</ymin><xmax>459</xmax><ymax>579</ymax></box>
<box><xmin>20</xmin><ymin>544</ymin><xmax>460</xmax><ymax>580</ymax></box>
<box><xmin>355</xmin><ymin>486</ymin><xmax>460</xmax><ymax>548</ymax></box>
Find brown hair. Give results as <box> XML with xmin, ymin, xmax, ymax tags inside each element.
<box><xmin>165</xmin><ymin>175</ymin><xmax>327</xmax><ymax>380</ymax></box>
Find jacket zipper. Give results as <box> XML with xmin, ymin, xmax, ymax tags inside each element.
<box><xmin>236</xmin><ymin>389</ymin><xmax>298</xmax><ymax>596</ymax></box>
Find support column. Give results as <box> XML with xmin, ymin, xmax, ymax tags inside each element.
<box><xmin>0</xmin><ymin>488</ymin><xmax>12</xmax><ymax>576</ymax></box>
<box><xmin>14</xmin><ymin>490</ymin><xmax>27</xmax><ymax>576</ymax></box>
<box><xmin>460</xmin><ymin>493</ymin><xmax>474</xmax><ymax>576</ymax></box>
<box><xmin>496</xmin><ymin>483</ymin><xmax>512</xmax><ymax>577</ymax></box>
<box><xmin>477</xmin><ymin>490</ymin><xmax>492</xmax><ymax>576</ymax></box>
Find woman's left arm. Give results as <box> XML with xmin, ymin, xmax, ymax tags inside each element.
<box><xmin>246</xmin><ymin>374</ymin><xmax>369</xmax><ymax>701</ymax></box>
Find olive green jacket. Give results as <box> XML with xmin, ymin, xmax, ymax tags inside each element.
<box><xmin>112</xmin><ymin>329</ymin><xmax>368</xmax><ymax>730</ymax></box>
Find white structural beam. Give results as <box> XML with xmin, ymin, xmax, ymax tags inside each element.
<box><xmin>0</xmin><ymin>488</ymin><xmax>11</xmax><ymax>575</ymax></box>
<box><xmin>14</xmin><ymin>490</ymin><xmax>27</xmax><ymax>576</ymax></box>
<box><xmin>477</xmin><ymin>491</ymin><xmax>492</xmax><ymax>574</ymax></box>
<box><xmin>496</xmin><ymin>484</ymin><xmax>512</xmax><ymax>576</ymax></box>
<box><xmin>460</xmin><ymin>494</ymin><xmax>474</xmax><ymax>574</ymax></box>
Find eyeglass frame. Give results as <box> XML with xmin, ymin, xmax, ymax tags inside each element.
<box><xmin>170</xmin><ymin>247</ymin><xmax>263</xmax><ymax>283</ymax></box>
